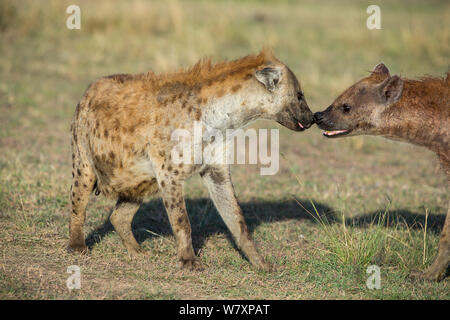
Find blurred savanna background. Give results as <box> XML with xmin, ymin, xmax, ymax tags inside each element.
<box><xmin>0</xmin><ymin>0</ymin><xmax>449</xmax><ymax>299</ymax></box>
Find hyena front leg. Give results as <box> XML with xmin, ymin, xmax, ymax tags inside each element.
<box><xmin>158</xmin><ymin>176</ymin><xmax>200</xmax><ymax>270</ymax></box>
<box><xmin>411</xmin><ymin>200</ymin><xmax>449</xmax><ymax>281</ymax></box>
<box><xmin>201</xmin><ymin>165</ymin><xmax>271</xmax><ymax>271</ymax></box>
<box><xmin>68</xmin><ymin>156</ymin><xmax>96</xmax><ymax>254</ymax></box>
<box><xmin>110</xmin><ymin>197</ymin><xmax>143</xmax><ymax>257</ymax></box>
<box><xmin>411</xmin><ymin>156</ymin><xmax>449</xmax><ymax>281</ymax></box>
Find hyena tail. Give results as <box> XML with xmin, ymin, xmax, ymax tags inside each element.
<box><xmin>68</xmin><ymin>102</ymin><xmax>97</xmax><ymax>253</ymax></box>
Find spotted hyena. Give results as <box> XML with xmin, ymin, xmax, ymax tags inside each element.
<box><xmin>314</xmin><ymin>63</ymin><xmax>450</xmax><ymax>281</ymax></box>
<box><xmin>69</xmin><ymin>49</ymin><xmax>314</xmax><ymax>270</ymax></box>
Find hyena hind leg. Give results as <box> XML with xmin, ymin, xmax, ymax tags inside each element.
<box><xmin>110</xmin><ymin>197</ymin><xmax>143</xmax><ymax>257</ymax></box>
<box><xmin>68</xmin><ymin>160</ymin><xmax>96</xmax><ymax>254</ymax></box>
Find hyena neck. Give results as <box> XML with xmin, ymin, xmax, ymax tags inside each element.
<box><xmin>378</xmin><ymin>78</ymin><xmax>450</xmax><ymax>153</ymax></box>
<box><xmin>201</xmin><ymin>88</ymin><xmax>272</xmax><ymax>132</ymax></box>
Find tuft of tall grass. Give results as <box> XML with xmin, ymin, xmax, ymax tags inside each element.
<box><xmin>292</xmin><ymin>194</ymin><xmax>439</xmax><ymax>278</ymax></box>
<box><xmin>297</xmin><ymin>197</ymin><xmax>390</xmax><ymax>267</ymax></box>
<box><xmin>288</xmin><ymin>163</ymin><xmax>389</xmax><ymax>267</ymax></box>
<box><xmin>289</xmin><ymin>164</ymin><xmax>436</xmax><ymax>273</ymax></box>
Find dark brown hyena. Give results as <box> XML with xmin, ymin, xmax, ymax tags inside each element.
<box><xmin>314</xmin><ymin>63</ymin><xmax>450</xmax><ymax>281</ymax></box>
<box><xmin>69</xmin><ymin>49</ymin><xmax>314</xmax><ymax>270</ymax></box>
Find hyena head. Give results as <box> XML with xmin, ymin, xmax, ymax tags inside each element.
<box><xmin>254</xmin><ymin>60</ymin><xmax>314</xmax><ymax>131</ymax></box>
<box><xmin>314</xmin><ymin>63</ymin><xmax>404</xmax><ymax>138</ymax></box>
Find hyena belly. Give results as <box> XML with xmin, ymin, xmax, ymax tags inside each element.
<box><xmin>85</xmin><ymin>131</ymin><xmax>159</xmax><ymax>199</ymax></box>
<box><xmin>76</xmin><ymin>79</ymin><xmax>160</xmax><ymax>200</ymax></box>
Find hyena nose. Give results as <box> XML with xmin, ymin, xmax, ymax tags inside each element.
<box><xmin>313</xmin><ymin>112</ymin><xmax>324</xmax><ymax>124</ymax></box>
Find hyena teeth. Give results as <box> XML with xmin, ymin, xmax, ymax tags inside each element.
<box><xmin>324</xmin><ymin>130</ymin><xmax>348</xmax><ymax>136</ymax></box>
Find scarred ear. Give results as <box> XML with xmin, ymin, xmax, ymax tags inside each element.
<box><xmin>255</xmin><ymin>67</ymin><xmax>282</xmax><ymax>92</ymax></box>
<box><xmin>372</xmin><ymin>63</ymin><xmax>390</xmax><ymax>77</ymax></box>
<box><xmin>378</xmin><ymin>75</ymin><xmax>404</xmax><ymax>105</ymax></box>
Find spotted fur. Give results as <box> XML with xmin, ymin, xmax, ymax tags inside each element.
<box><xmin>68</xmin><ymin>50</ymin><xmax>314</xmax><ymax>270</ymax></box>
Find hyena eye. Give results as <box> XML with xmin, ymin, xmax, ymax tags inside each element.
<box><xmin>342</xmin><ymin>104</ymin><xmax>351</xmax><ymax>113</ymax></box>
<box><xmin>297</xmin><ymin>91</ymin><xmax>304</xmax><ymax>101</ymax></box>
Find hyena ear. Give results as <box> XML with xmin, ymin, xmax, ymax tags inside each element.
<box><xmin>255</xmin><ymin>67</ymin><xmax>282</xmax><ymax>92</ymax></box>
<box><xmin>378</xmin><ymin>75</ymin><xmax>404</xmax><ymax>105</ymax></box>
<box><xmin>372</xmin><ymin>63</ymin><xmax>390</xmax><ymax>77</ymax></box>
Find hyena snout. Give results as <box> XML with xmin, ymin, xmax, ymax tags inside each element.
<box><xmin>313</xmin><ymin>111</ymin><xmax>324</xmax><ymax>125</ymax></box>
<box><xmin>299</xmin><ymin>101</ymin><xmax>315</xmax><ymax>129</ymax></box>
<box><xmin>286</xmin><ymin>101</ymin><xmax>315</xmax><ymax>131</ymax></box>
<box><xmin>314</xmin><ymin>112</ymin><xmax>323</xmax><ymax>124</ymax></box>
<box><xmin>314</xmin><ymin>106</ymin><xmax>354</xmax><ymax>138</ymax></box>
<box><xmin>313</xmin><ymin>106</ymin><xmax>332</xmax><ymax>126</ymax></box>
<box><xmin>314</xmin><ymin>105</ymin><xmax>343</xmax><ymax>130</ymax></box>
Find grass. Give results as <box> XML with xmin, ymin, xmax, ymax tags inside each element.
<box><xmin>0</xmin><ymin>0</ymin><xmax>449</xmax><ymax>299</ymax></box>
<box><xmin>304</xmin><ymin>200</ymin><xmax>390</xmax><ymax>267</ymax></box>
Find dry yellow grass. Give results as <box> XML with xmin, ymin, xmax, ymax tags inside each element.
<box><xmin>0</xmin><ymin>0</ymin><xmax>449</xmax><ymax>299</ymax></box>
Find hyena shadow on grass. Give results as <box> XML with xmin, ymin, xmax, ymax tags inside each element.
<box><xmin>347</xmin><ymin>209</ymin><xmax>447</xmax><ymax>235</ymax></box>
<box><xmin>85</xmin><ymin>198</ymin><xmax>336</xmax><ymax>256</ymax></box>
<box><xmin>85</xmin><ymin>199</ymin><xmax>447</xmax><ymax>263</ymax></box>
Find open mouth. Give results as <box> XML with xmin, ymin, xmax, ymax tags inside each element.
<box><xmin>323</xmin><ymin>129</ymin><xmax>351</xmax><ymax>138</ymax></box>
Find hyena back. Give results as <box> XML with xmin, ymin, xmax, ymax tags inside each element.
<box><xmin>69</xmin><ymin>49</ymin><xmax>314</xmax><ymax>270</ymax></box>
<box><xmin>314</xmin><ymin>64</ymin><xmax>449</xmax><ymax>281</ymax></box>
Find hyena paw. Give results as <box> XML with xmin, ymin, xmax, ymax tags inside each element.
<box><xmin>67</xmin><ymin>243</ymin><xmax>88</xmax><ymax>255</ymax></box>
<box><xmin>178</xmin><ymin>258</ymin><xmax>204</xmax><ymax>271</ymax></box>
<box><xmin>258</xmin><ymin>261</ymin><xmax>274</xmax><ymax>272</ymax></box>
<box><xmin>409</xmin><ymin>269</ymin><xmax>446</xmax><ymax>282</ymax></box>
<box><xmin>126</xmin><ymin>246</ymin><xmax>144</xmax><ymax>260</ymax></box>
